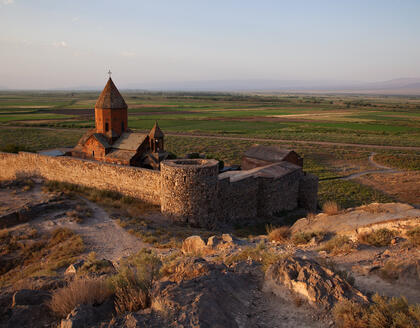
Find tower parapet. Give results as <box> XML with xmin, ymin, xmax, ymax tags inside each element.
<box><xmin>160</xmin><ymin>159</ymin><xmax>219</xmax><ymax>228</ymax></box>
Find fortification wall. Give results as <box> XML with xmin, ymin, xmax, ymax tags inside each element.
<box><xmin>160</xmin><ymin>159</ymin><xmax>219</xmax><ymax>227</ymax></box>
<box><xmin>0</xmin><ymin>152</ymin><xmax>161</xmax><ymax>204</ymax></box>
<box><xmin>217</xmin><ymin>176</ymin><xmax>258</xmax><ymax>222</ymax></box>
<box><xmin>257</xmin><ymin>170</ymin><xmax>303</xmax><ymax>216</ymax></box>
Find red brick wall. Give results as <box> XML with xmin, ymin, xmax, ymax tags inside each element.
<box><xmin>82</xmin><ymin>137</ymin><xmax>106</xmax><ymax>160</ymax></box>
<box><xmin>95</xmin><ymin>108</ymin><xmax>128</xmax><ymax>136</ymax></box>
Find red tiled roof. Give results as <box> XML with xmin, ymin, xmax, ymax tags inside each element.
<box><xmin>95</xmin><ymin>78</ymin><xmax>128</xmax><ymax>110</ymax></box>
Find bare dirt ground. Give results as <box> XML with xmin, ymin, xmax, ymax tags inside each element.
<box><xmin>356</xmin><ymin>171</ymin><xmax>420</xmax><ymax>206</ymax></box>
<box><xmin>30</xmin><ymin>198</ymin><xmax>148</xmax><ymax>262</ymax></box>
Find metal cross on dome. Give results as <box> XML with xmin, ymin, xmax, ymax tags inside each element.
<box><xmin>107</xmin><ymin>70</ymin><xmax>112</xmax><ymax>78</ymax></box>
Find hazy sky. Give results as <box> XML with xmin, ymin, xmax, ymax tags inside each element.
<box><xmin>1</xmin><ymin>0</ymin><xmax>420</xmax><ymax>89</ymax></box>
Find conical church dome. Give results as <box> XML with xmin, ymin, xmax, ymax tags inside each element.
<box><xmin>95</xmin><ymin>78</ymin><xmax>127</xmax><ymax>109</ymax></box>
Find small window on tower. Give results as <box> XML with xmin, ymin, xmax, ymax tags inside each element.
<box><xmin>121</xmin><ymin>122</ymin><xmax>124</xmax><ymax>131</ymax></box>
<box><xmin>92</xmin><ymin>151</ymin><xmax>95</xmax><ymax>157</ymax></box>
<box><xmin>105</xmin><ymin>123</ymin><xmax>109</xmax><ymax>132</ymax></box>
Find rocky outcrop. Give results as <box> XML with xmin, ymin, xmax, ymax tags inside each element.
<box><xmin>181</xmin><ymin>236</ymin><xmax>207</xmax><ymax>255</ymax></box>
<box><xmin>60</xmin><ymin>299</ymin><xmax>114</xmax><ymax>328</ymax></box>
<box><xmin>1</xmin><ymin>289</ymin><xmax>53</xmax><ymax>328</ymax></box>
<box><xmin>265</xmin><ymin>257</ymin><xmax>368</xmax><ymax>308</ymax></box>
<box><xmin>291</xmin><ymin>202</ymin><xmax>420</xmax><ymax>240</ymax></box>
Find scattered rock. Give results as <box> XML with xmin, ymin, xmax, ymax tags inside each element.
<box><xmin>265</xmin><ymin>256</ymin><xmax>368</xmax><ymax>308</ymax></box>
<box><xmin>181</xmin><ymin>235</ymin><xmax>206</xmax><ymax>255</ymax></box>
<box><xmin>65</xmin><ymin>260</ymin><xmax>85</xmax><ymax>275</ymax></box>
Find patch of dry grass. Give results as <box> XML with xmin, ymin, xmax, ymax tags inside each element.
<box><xmin>406</xmin><ymin>226</ymin><xmax>420</xmax><ymax>247</ymax></box>
<box><xmin>224</xmin><ymin>241</ymin><xmax>289</xmax><ymax>272</ymax></box>
<box><xmin>0</xmin><ymin>227</ymin><xmax>84</xmax><ymax>287</ymax></box>
<box><xmin>266</xmin><ymin>225</ymin><xmax>290</xmax><ymax>243</ymax></box>
<box><xmin>320</xmin><ymin>235</ymin><xmax>355</xmax><ymax>255</ymax></box>
<box><xmin>49</xmin><ymin>277</ymin><xmax>112</xmax><ymax>318</ymax></box>
<box><xmin>108</xmin><ymin>249</ymin><xmax>161</xmax><ymax>315</ymax></box>
<box><xmin>333</xmin><ymin>294</ymin><xmax>420</xmax><ymax>328</ymax></box>
<box><xmin>291</xmin><ymin>231</ymin><xmax>326</xmax><ymax>245</ymax></box>
<box><xmin>358</xmin><ymin>228</ymin><xmax>397</xmax><ymax>247</ymax></box>
<box><xmin>322</xmin><ymin>200</ymin><xmax>341</xmax><ymax>215</ymax></box>
<box><xmin>115</xmin><ymin>216</ymin><xmax>214</xmax><ymax>249</ymax></box>
<box><xmin>43</xmin><ymin>180</ymin><xmax>158</xmax><ymax>216</ymax></box>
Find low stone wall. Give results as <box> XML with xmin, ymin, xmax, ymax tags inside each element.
<box><xmin>0</xmin><ymin>152</ymin><xmax>161</xmax><ymax>204</ymax></box>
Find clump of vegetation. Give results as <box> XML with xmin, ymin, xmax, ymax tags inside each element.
<box><xmin>378</xmin><ymin>261</ymin><xmax>400</xmax><ymax>282</ymax></box>
<box><xmin>266</xmin><ymin>225</ymin><xmax>290</xmax><ymax>243</ymax></box>
<box><xmin>322</xmin><ymin>200</ymin><xmax>341</xmax><ymax>215</ymax></box>
<box><xmin>108</xmin><ymin>249</ymin><xmax>162</xmax><ymax>315</ymax></box>
<box><xmin>49</xmin><ymin>277</ymin><xmax>112</xmax><ymax>318</ymax></box>
<box><xmin>406</xmin><ymin>226</ymin><xmax>420</xmax><ymax>247</ymax></box>
<box><xmin>291</xmin><ymin>231</ymin><xmax>326</xmax><ymax>245</ymax></box>
<box><xmin>43</xmin><ymin>180</ymin><xmax>158</xmax><ymax>216</ymax></box>
<box><xmin>0</xmin><ymin>227</ymin><xmax>84</xmax><ymax>287</ymax></box>
<box><xmin>358</xmin><ymin>228</ymin><xmax>397</xmax><ymax>247</ymax></box>
<box><xmin>79</xmin><ymin>252</ymin><xmax>115</xmax><ymax>275</ymax></box>
<box><xmin>65</xmin><ymin>204</ymin><xmax>92</xmax><ymax>224</ymax></box>
<box><xmin>320</xmin><ymin>235</ymin><xmax>355</xmax><ymax>255</ymax></box>
<box><xmin>318</xmin><ymin>180</ymin><xmax>394</xmax><ymax>209</ymax></box>
<box><xmin>224</xmin><ymin>241</ymin><xmax>288</xmax><ymax>272</ymax></box>
<box><xmin>333</xmin><ymin>294</ymin><xmax>420</xmax><ymax>328</ymax></box>
<box><xmin>115</xmin><ymin>216</ymin><xmax>214</xmax><ymax>249</ymax></box>
<box><xmin>0</xmin><ymin>144</ymin><xmax>32</xmax><ymax>153</ymax></box>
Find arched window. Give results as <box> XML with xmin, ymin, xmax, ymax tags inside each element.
<box><xmin>92</xmin><ymin>151</ymin><xmax>95</xmax><ymax>157</ymax></box>
<box><xmin>105</xmin><ymin>123</ymin><xmax>109</xmax><ymax>132</ymax></box>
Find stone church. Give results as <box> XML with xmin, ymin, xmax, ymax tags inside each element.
<box><xmin>71</xmin><ymin>78</ymin><xmax>168</xmax><ymax>169</ymax></box>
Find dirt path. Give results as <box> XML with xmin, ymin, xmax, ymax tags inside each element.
<box><xmin>3</xmin><ymin>125</ymin><xmax>420</xmax><ymax>151</ymax></box>
<box><xmin>34</xmin><ymin>199</ymin><xmax>148</xmax><ymax>262</ymax></box>
<box><xmin>341</xmin><ymin>152</ymin><xmax>400</xmax><ymax>180</ymax></box>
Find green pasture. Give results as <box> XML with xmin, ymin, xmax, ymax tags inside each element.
<box><xmin>0</xmin><ymin>91</ymin><xmax>420</xmax><ymax>147</ymax></box>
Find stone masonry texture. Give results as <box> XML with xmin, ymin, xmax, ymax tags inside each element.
<box><xmin>0</xmin><ymin>153</ymin><xmax>318</xmax><ymax>227</ymax></box>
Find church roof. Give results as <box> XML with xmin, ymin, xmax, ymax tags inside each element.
<box><xmin>112</xmin><ymin>132</ymin><xmax>148</xmax><ymax>151</ymax></box>
<box><xmin>149</xmin><ymin>121</ymin><xmax>164</xmax><ymax>138</ymax></box>
<box><xmin>92</xmin><ymin>133</ymin><xmax>111</xmax><ymax>148</ymax></box>
<box><xmin>243</xmin><ymin>144</ymin><xmax>296</xmax><ymax>162</ymax></box>
<box><xmin>95</xmin><ymin>78</ymin><xmax>128</xmax><ymax>110</ymax></box>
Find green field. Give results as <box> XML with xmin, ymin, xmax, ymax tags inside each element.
<box><xmin>0</xmin><ymin>91</ymin><xmax>419</xmax><ymax>208</ymax></box>
<box><xmin>1</xmin><ymin>91</ymin><xmax>420</xmax><ymax>146</ymax></box>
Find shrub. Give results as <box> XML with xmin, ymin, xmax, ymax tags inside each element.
<box><xmin>291</xmin><ymin>231</ymin><xmax>326</xmax><ymax>245</ymax></box>
<box><xmin>406</xmin><ymin>227</ymin><xmax>420</xmax><ymax>247</ymax></box>
<box><xmin>266</xmin><ymin>225</ymin><xmax>290</xmax><ymax>243</ymax></box>
<box><xmin>333</xmin><ymin>294</ymin><xmax>420</xmax><ymax>328</ymax></box>
<box><xmin>320</xmin><ymin>235</ymin><xmax>355</xmax><ymax>255</ymax></box>
<box><xmin>108</xmin><ymin>249</ymin><xmax>161</xmax><ymax>314</ymax></box>
<box><xmin>225</xmin><ymin>241</ymin><xmax>290</xmax><ymax>272</ymax></box>
<box><xmin>359</xmin><ymin>229</ymin><xmax>396</xmax><ymax>247</ymax></box>
<box><xmin>322</xmin><ymin>201</ymin><xmax>340</xmax><ymax>215</ymax></box>
<box><xmin>49</xmin><ymin>277</ymin><xmax>112</xmax><ymax>318</ymax></box>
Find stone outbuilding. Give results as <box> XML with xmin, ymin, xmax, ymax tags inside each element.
<box><xmin>242</xmin><ymin>144</ymin><xmax>303</xmax><ymax>170</ymax></box>
<box><xmin>71</xmin><ymin>78</ymin><xmax>168</xmax><ymax>169</ymax></box>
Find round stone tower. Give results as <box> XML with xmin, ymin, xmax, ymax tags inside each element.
<box><xmin>160</xmin><ymin>159</ymin><xmax>219</xmax><ymax>228</ymax></box>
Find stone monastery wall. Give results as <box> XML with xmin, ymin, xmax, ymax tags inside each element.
<box><xmin>0</xmin><ymin>152</ymin><xmax>161</xmax><ymax>205</ymax></box>
<box><xmin>0</xmin><ymin>153</ymin><xmax>318</xmax><ymax>228</ymax></box>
